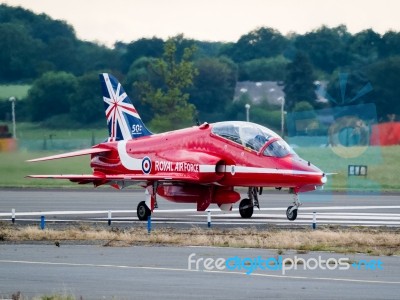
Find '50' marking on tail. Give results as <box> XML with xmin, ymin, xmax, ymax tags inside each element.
<box><xmin>132</xmin><ymin>124</ymin><xmax>143</xmax><ymax>135</ymax></box>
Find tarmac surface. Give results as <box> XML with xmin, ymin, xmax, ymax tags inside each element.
<box><xmin>0</xmin><ymin>189</ymin><xmax>399</xmax><ymax>299</ymax></box>
<box><xmin>0</xmin><ymin>189</ymin><xmax>399</xmax><ymax>227</ymax></box>
<box><xmin>0</xmin><ymin>244</ymin><xmax>399</xmax><ymax>299</ymax></box>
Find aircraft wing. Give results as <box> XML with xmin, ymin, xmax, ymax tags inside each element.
<box><xmin>26</xmin><ymin>173</ymin><xmax>206</xmax><ymax>185</ymax></box>
<box><xmin>27</xmin><ymin>147</ymin><xmax>112</xmax><ymax>162</ymax></box>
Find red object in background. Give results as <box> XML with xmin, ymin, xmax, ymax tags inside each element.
<box><xmin>0</xmin><ymin>139</ymin><xmax>17</xmax><ymax>152</ymax></box>
<box><xmin>0</xmin><ymin>125</ymin><xmax>17</xmax><ymax>152</ymax></box>
<box><xmin>371</xmin><ymin>122</ymin><xmax>400</xmax><ymax>146</ymax></box>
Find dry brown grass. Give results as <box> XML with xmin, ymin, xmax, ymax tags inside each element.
<box><xmin>1</xmin><ymin>222</ymin><xmax>399</xmax><ymax>256</ymax></box>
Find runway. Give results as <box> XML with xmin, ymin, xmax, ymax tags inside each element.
<box><xmin>0</xmin><ymin>189</ymin><xmax>400</xmax><ymax>227</ymax></box>
<box><xmin>1</xmin><ymin>189</ymin><xmax>400</xmax><ymax>299</ymax></box>
<box><xmin>0</xmin><ymin>244</ymin><xmax>399</xmax><ymax>299</ymax></box>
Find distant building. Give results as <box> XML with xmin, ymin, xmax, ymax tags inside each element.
<box><xmin>234</xmin><ymin>81</ymin><xmax>284</xmax><ymax>106</ymax></box>
<box><xmin>234</xmin><ymin>80</ymin><xmax>328</xmax><ymax>105</ymax></box>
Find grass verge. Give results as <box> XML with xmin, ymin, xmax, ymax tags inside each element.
<box><xmin>1</xmin><ymin>223</ymin><xmax>399</xmax><ymax>256</ymax></box>
<box><xmin>0</xmin><ymin>151</ymin><xmax>91</xmax><ymax>188</ymax></box>
<box><xmin>296</xmin><ymin>145</ymin><xmax>400</xmax><ymax>191</ymax></box>
<box><xmin>5</xmin><ymin>291</ymin><xmax>74</xmax><ymax>300</ymax></box>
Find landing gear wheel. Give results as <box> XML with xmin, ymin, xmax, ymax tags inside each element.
<box><xmin>239</xmin><ymin>198</ymin><xmax>254</xmax><ymax>218</ymax></box>
<box><xmin>286</xmin><ymin>205</ymin><xmax>298</xmax><ymax>221</ymax></box>
<box><xmin>137</xmin><ymin>201</ymin><xmax>151</xmax><ymax>221</ymax></box>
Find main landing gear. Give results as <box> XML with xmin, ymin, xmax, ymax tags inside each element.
<box><xmin>137</xmin><ymin>201</ymin><xmax>151</xmax><ymax>221</ymax></box>
<box><xmin>239</xmin><ymin>187</ymin><xmax>260</xmax><ymax>218</ymax></box>
<box><xmin>239</xmin><ymin>187</ymin><xmax>302</xmax><ymax>221</ymax></box>
<box><xmin>137</xmin><ymin>183</ymin><xmax>158</xmax><ymax>221</ymax></box>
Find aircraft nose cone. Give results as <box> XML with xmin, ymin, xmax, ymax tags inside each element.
<box><xmin>301</xmin><ymin>160</ymin><xmax>326</xmax><ymax>185</ymax></box>
<box><xmin>321</xmin><ymin>174</ymin><xmax>327</xmax><ymax>184</ymax></box>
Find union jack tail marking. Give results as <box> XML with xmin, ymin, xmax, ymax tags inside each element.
<box><xmin>99</xmin><ymin>73</ymin><xmax>152</xmax><ymax>141</ymax></box>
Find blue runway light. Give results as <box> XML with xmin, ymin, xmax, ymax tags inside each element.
<box><xmin>147</xmin><ymin>215</ymin><xmax>152</xmax><ymax>234</ymax></box>
<box><xmin>40</xmin><ymin>215</ymin><xmax>45</xmax><ymax>230</ymax></box>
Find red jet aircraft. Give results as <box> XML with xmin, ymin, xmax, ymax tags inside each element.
<box><xmin>28</xmin><ymin>73</ymin><xmax>327</xmax><ymax>221</ymax></box>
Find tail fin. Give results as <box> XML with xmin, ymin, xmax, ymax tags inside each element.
<box><xmin>99</xmin><ymin>73</ymin><xmax>152</xmax><ymax>141</ymax></box>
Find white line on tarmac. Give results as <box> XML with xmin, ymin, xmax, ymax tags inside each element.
<box><xmin>0</xmin><ymin>259</ymin><xmax>399</xmax><ymax>285</ymax></box>
<box><xmin>201</xmin><ymin>213</ymin><xmax>400</xmax><ymax>220</ymax></box>
<box><xmin>2</xmin><ymin>218</ymin><xmax>399</xmax><ymax>226</ymax></box>
<box><xmin>302</xmin><ymin>212</ymin><xmax>400</xmax><ymax>216</ymax></box>
<box><xmin>150</xmin><ymin>206</ymin><xmax>400</xmax><ymax>213</ymax></box>
<box><xmin>1</xmin><ymin>206</ymin><xmax>400</xmax><ymax>217</ymax></box>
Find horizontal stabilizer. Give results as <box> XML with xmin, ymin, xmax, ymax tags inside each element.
<box><xmin>27</xmin><ymin>147</ymin><xmax>112</xmax><ymax>162</ymax></box>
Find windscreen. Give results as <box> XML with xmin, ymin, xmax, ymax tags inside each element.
<box><xmin>263</xmin><ymin>140</ymin><xmax>295</xmax><ymax>157</ymax></box>
<box><xmin>212</xmin><ymin>121</ymin><xmax>296</xmax><ymax>157</ymax></box>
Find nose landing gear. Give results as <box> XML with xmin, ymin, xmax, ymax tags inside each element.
<box><xmin>286</xmin><ymin>193</ymin><xmax>301</xmax><ymax>221</ymax></box>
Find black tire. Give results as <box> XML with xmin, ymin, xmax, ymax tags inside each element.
<box><xmin>137</xmin><ymin>201</ymin><xmax>151</xmax><ymax>221</ymax></box>
<box><xmin>239</xmin><ymin>198</ymin><xmax>253</xmax><ymax>218</ymax></box>
<box><xmin>286</xmin><ymin>206</ymin><xmax>297</xmax><ymax>221</ymax></box>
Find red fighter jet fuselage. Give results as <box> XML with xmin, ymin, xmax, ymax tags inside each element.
<box><xmin>28</xmin><ymin>73</ymin><xmax>326</xmax><ymax>222</ymax></box>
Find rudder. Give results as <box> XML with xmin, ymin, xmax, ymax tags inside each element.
<box><xmin>99</xmin><ymin>73</ymin><xmax>152</xmax><ymax>141</ymax></box>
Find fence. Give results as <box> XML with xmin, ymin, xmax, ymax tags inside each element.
<box><xmin>17</xmin><ymin>138</ymin><xmax>106</xmax><ymax>152</ymax></box>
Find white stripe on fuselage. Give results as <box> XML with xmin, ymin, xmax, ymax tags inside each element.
<box><xmin>229</xmin><ymin>165</ymin><xmax>322</xmax><ymax>176</ymax></box>
<box><xmin>117</xmin><ymin>140</ymin><xmax>142</xmax><ymax>171</ymax></box>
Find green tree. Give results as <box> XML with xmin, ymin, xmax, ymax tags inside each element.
<box><xmin>76</xmin><ymin>41</ymin><xmax>120</xmax><ymax>74</ymax></box>
<box><xmin>0</xmin><ymin>23</ymin><xmax>41</xmax><ymax>80</ymax></box>
<box><xmin>295</xmin><ymin>25</ymin><xmax>351</xmax><ymax>73</ymax></box>
<box><xmin>284</xmin><ymin>52</ymin><xmax>317</xmax><ymax>110</ymax></box>
<box><xmin>379</xmin><ymin>31</ymin><xmax>400</xmax><ymax>58</ymax></box>
<box><xmin>222</xmin><ymin>27</ymin><xmax>289</xmax><ymax>62</ymax></box>
<box><xmin>239</xmin><ymin>56</ymin><xmax>289</xmax><ymax>81</ymax></box>
<box><xmin>125</xmin><ymin>57</ymin><xmax>160</xmax><ymax>123</ymax></box>
<box><xmin>46</xmin><ymin>36</ymin><xmax>79</xmax><ymax>73</ymax></box>
<box><xmin>27</xmin><ymin>72</ymin><xmax>77</xmax><ymax>121</ymax></box>
<box><xmin>366</xmin><ymin>56</ymin><xmax>400</xmax><ymax>119</ymax></box>
<box><xmin>134</xmin><ymin>35</ymin><xmax>198</xmax><ymax>131</ymax></box>
<box><xmin>69</xmin><ymin>72</ymin><xmax>104</xmax><ymax>124</ymax></box>
<box><xmin>192</xmin><ymin>41</ymin><xmax>224</xmax><ymax>58</ymax></box>
<box><xmin>349</xmin><ymin>29</ymin><xmax>381</xmax><ymax>65</ymax></box>
<box><xmin>126</xmin><ymin>57</ymin><xmax>160</xmax><ymax>86</ymax></box>
<box><xmin>120</xmin><ymin>37</ymin><xmax>164</xmax><ymax>73</ymax></box>
<box><xmin>190</xmin><ymin>57</ymin><xmax>238</xmax><ymax>122</ymax></box>
<box><xmin>0</xmin><ymin>4</ymin><xmax>121</xmax><ymax>80</ymax></box>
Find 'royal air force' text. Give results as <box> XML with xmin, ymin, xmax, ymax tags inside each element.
<box><xmin>155</xmin><ymin>161</ymin><xmax>200</xmax><ymax>172</ymax></box>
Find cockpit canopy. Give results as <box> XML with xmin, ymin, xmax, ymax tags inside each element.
<box><xmin>211</xmin><ymin>121</ymin><xmax>296</xmax><ymax>157</ymax></box>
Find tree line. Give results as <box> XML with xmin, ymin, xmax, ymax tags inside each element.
<box><xmin>1</xmin><ymin>4</ymin><xmax>400</xmax><ymax>132</ymax></box>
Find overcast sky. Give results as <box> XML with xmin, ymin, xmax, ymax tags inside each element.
<box><xmin>3</xmin><ymin>0</ymin><xmax>400</xmax><ymax>47</ymax></box>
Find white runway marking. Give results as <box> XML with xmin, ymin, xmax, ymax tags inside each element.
<box><xmin>1</xmin><ymin>206</ymin><xmax>399</xmax><ymax>226</ymax></box>
<box><xmin>1</xmin><ymin>259</ymin><xmax>399</xmax><ymax>285</ymax></box>
<box><xmin>2</xmin><ymin>206</ymin><xmax>400</xmax><ymax>216</ymax></box>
